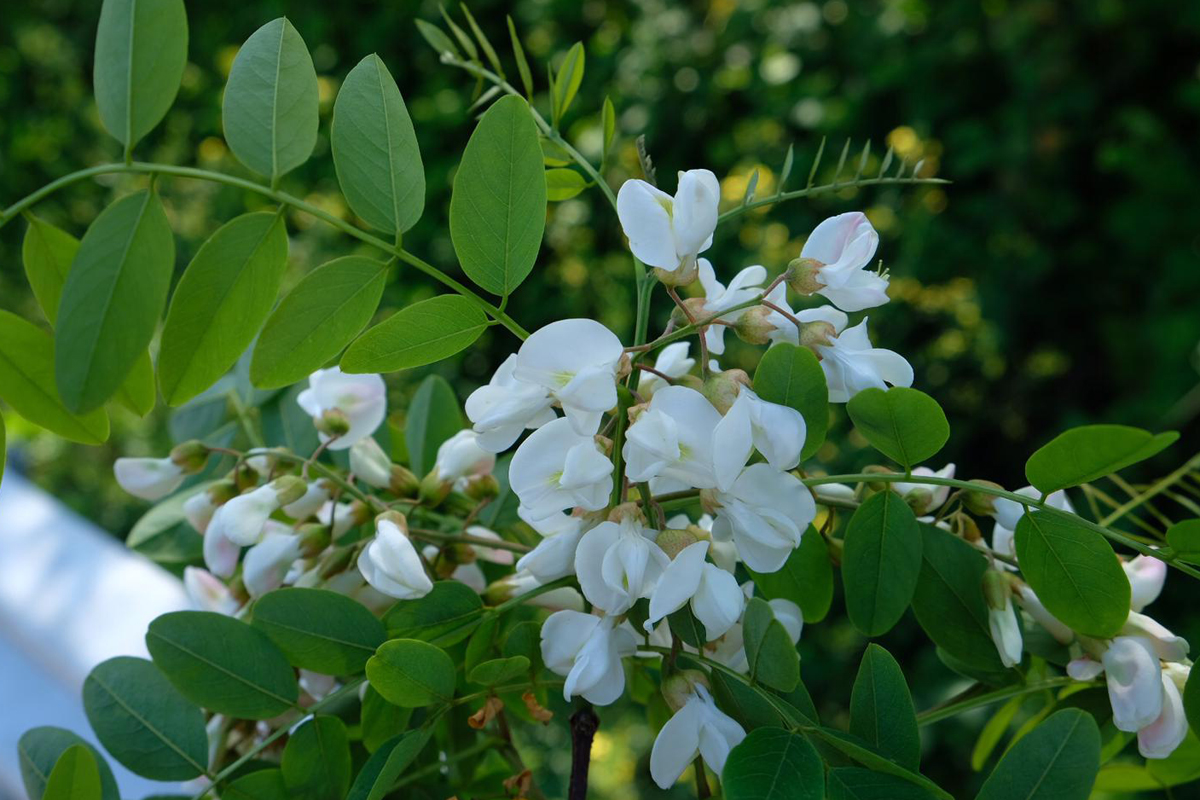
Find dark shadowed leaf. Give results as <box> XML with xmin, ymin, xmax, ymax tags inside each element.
<box><xmin>404</xmin><ymin>375</ymin><xmax>464</xmax><ymax>476</ymax></box>
<box><xmin>282</xmin><ymin>716</ymin><xmax>351</xmax><ymax>800</ymax></box>
<box><xmin>974</xmin><ymin>709</ymin><xmax>1100</xmax><ymax>800</ymax></box>
<box><xmin>849</xmin><ymin>644</ymin><xmax>920</xmax><ymax>769</ymax></box>
<box><xmin>722</xmin><ymin>727</ymin><xmax>823</xmax><ymax>800</ymax></box>
<box><xmin>251</xmin><ymin>587</ymin><xmax>386</xmax><ymax>675</ymax></box>
<box><xmin>842</xmin><ymin>491</ymin><xmax>922</xmax><ymax>636</ymax></box>
<box><xmin>347</xmin><ymin>729</ymin><xmax>431</xmax><ymax>800</ymax></box>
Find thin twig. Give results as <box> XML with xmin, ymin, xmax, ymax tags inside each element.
<box><xmin>568</xmin><ymin>705</ymin><xmax>600</xmax><ymax>800</ymax></box>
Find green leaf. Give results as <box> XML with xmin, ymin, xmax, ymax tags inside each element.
<box><xmin>332</xmin><ymin>54</ymin><xmax>425</xmax><ymax>235</ymax></box>
<box><xmin>974</xmin><ymin>709</ymin><xmax>1100</xmax><ymax>800</ymax></box>
<box><xmin>849</xmin><ymin>644</ymin><xmax>920</xmax><ymax>769</ymax></box>
<box><xmin>846</xmin><ymin>387</ymin><xmax>949</xmax><ymax>470</ymax></box>
<box><xmin>125</xmin><ymin>484</ymin><xmax>206</xmax><ymax>569</ymax></box>
<box><xmin>438</xmin><ymin>6</ymin><xmax>477</xmax><ymax>60</ymax></box>
<box><xmin>82</xmin><ymin>656</ymin><xmax>208</xmax><ymax>780</ymax></box>
<box><xmin>55</xmin><ymin>189</ymin><xmax>174</xmax><ymax>413</ymax></box>
<box><xmin>468</xmin><ymin>656</ymin><xmax>530</xmax><ymax>686</ymax></box>
<box><xmin>0</xmin><ymin>412</ymin><xmax>6</xmax><ymax>489</ymax></box>
<box><xmin>224</xmin><ymin>768</ymin><xmax>287</xmax><ymax>800</ymax></box>
<box><xmin>1024</xmin><ymin>425</ymin><xmax>1178</xmax><ymax>494</ymax></box>
<box><xmin>116</xmin><ymin>351</ymin><xmax>156</xmax><ymax>416</ymax></box>
<box><xmin>367</xmin><ymin>639</ymin><xmax>456</xmax><ymax>707</ymax></box>
<box><xmin>722</xmin><ymin>727</ymin><xmax>823</xmax><ymax>800</ymax></box>
<box><xmin>842</xmin><ymin>491</ymin><xmax>922</xmax><ymax>636</ymax></box>
<box><xmin>502</xmin><ymin>620</ymin><xmax>544</xmax><ymax>674</ymax></box>
<box><xmin>159</xmin><ymin>212</ymin><xmax>289</xmax><ymax>405</ymax></box>
<box><xmin>222</xmin><ymin>18</ymin><xmax>319</xmax><ymax>182</ymax></box>
<box><xmin>93</xmin><ymin>0</ymin><xmax>188</xmax><ymax>150</ymax></box>
<box><xmin>828</xmin><ymin>768</ymin><xmax>938</xmax><ymax>800</ymax></box>
<box><xmin>668</xmin><ymin>603</ymin><xmax>707</xmax><ymax>648</ymax></box>
<box><xmin>22</xmin><ymin>213</ymin><xmax>78</xmax><ymax>326</ymax></box>
<box><xmin>0</xmin><ymin>310</ymin><xmax>110</xmax><ymax>444</ymax></box>
<box><xmin>464</xmin><ymin>615</ymin><xmax>498</xmax><ymax>673</ymax></box>
<box><xmin>341</xmin><ymin>295</ymin><xmax>487</xmax><ymax>374</ymax></box>
<box><xmin>361</xmin><ymin>685</ymin><xmax>412</xmax><ymax>754</ymax></box>
<box><xmin>18</xmin><ymin>728</ymin><xmax>119</xmax><ymax>800</ymax></box>
<box><xmin>546</xmin><ymin>168</ymin><xmax>588</xmax><ymax>201</ymax></box>
<box><xmin>459</xmin><ymin>4</ymin><xmax>504</xmax><ymax>78</ymax></box>
<box><xmin>251</xmin><ymin>587</ymin><xmax>387</xmax><ymax>675</ymax></box>
<box><xmin>1186</xmin><ymin>658</ymin><xmax>1200</xmax><ymax>734</ymax></box>
<box><xmin>602</xmin><ymin>96</ymin><xmax>616</xmax><ymax>161</ymax></box>
<box><xmin>414</xmin><ymin>19</ymin><xmax>459</xmax><ymax>59</ymax></box>
<box><xmin>752</xmin><ymin>342</ymin><xmax>829</xmax><ymax>460</ymax></box>
<box><xmin>347</xmin><ymin>729</ymin><xmax>431</xmax><ymax>800</ymax></box>
<box><xmin>383</xmin><ymin>580</ymin><xmax>484</xmax><ymax>644</ymax></box>
<box><xmin>551</xmin><ymin>42</ymin><xmax>585</xmax><ymax>125</ymax></box>
<box><xmin>910</xmin><ymin>524</ymin><xmax>1007</xmax><ymax>671</ymax></box>
<box><xmin>807</xmin><ymin>727</ymin><xmax>952</xmax><ymax>800</ymax></box>
<box><xmin>251</xmin><ymin>256</ymin><xmax>389</xmax><ymax>389</ymax></box>
<box><xmin>1014</xmin><ymin>512</ymin><xmax>1130</xmax><ymax>638</ymax></box>
<box><xmin>146</xmin><ymin>610</ymin><xmax>299</xmax><ymax>719</ymax></box>
<box><xmin>282</xmin><ymin>716</ymin><xmax>351</xmax><ymax>800</ymax></box>
<box><xmin>449</xmin><ymin>94</ymin><xmax>546</xmax><ymax>297</ymax></box>
<box><xmin>43</xmin><ymin>745</ymin><xmax>101</xmax><ymax>800</ymax></box>
<box><xmin>746</xmin><ymin>527</ymin><xmax>833</xmax><ymax>623</ymax></box>
<box><xmin>1166</xmin><ymin>519</ymin><xmax>1200</xmax><ymax>564</ymax></box>
<box><xmin>971</xmin><ymin>695</ymin><xmax>1024</xmax><ymax>771</ymax></box>
<box><xmin>405</xmin><ymin>375</ymin><xmax>464</xmax><ymax>475</ymax></box>
<box><xmin>506</xmin><ymin>16</ymin><xmax>534</xmax><ymax>99</ymax></box>
<box><xmin>742</xmin><ymin>598</ymin><xmax>800</xmax><ymax>692</ymax></box>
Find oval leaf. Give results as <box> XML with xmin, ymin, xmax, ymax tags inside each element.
<box><xmin>366</xmin><ymin>639</ymin><xmax>456</xmax><ymax>707</ymax></box>
<box><xmin>849</xmin><ymin>644</ymin><xmax>920</xmax><ymax>769</ymax></box>
<box><xmin>846</xmin><ymin>387</ymin><xmax>949</xmax><ymax>470</ymax></box>
<box><xmin>22</xmin><ymin>213</ymin><xmax>78</xmax><ymax>326</ymax></box>
<box><xmin>383</xmin><ymin>580</ymin><xmax>484</xmax><ymax>644</ymax></box>
<box><xmin>746</xmin><ymin>527</ymin><xmax>833</xmax><ymax>623</ymax></box>
<box><xmin>224</xmin><ymin>768</ymin><xmax>287</xmax><ymax>800</ymax></box>
<box><xmin>546</xmin><ymin>168</ymin><xmax>587</xmax><ymax>201</ymax></box>
<box><xmin>82</xmin><ymin>656</ymin><xmax>208</xmax><ymax>780</ymax></box>
<box><xmin>43</xmin><ymin>745</ymin><xmax>101</xmax><ymax>800</ymax></box>
<box><xmin>752</xmin><ymin>342</ymin><xmax>829</xmax><ymax>460</ymax></box>
<box><xmin>468</xmin><ymin>656</ymin><xmax>530</xmax><ymax>686</ymax></box>
<box><xmin>342</xmin><ymin>295</ymin><xmax>487</xmax><ymax>374</ymax></box>
<box><xmin>1025</xmin><ymin>424</ymin><xmax>1179</xmax><ymax>494</ymax></box>
<box><xmin>222</xmin><ymin>18</ymin><xmax>318</xmax><ymax>182</ymax></box>
<box><xmin>361</xmin><ymin>685</ymin><xmax>413</xmax><ymax>754</ymax></box>
<box><xmin>17</xmin><ymin>728</ymin><xmax>119</xmax><ymax>800</ymax></box>
<box><xmin>146</xmin><ymin>610</ymin><xmax>299</xmax><ymax>719</ymax></box>
<box><xmin>742</xmin><ymin>598</ymin><xmax>800</xmax><ymax>692</ymax></box>
<box><xmin>281</xmin><ymin>715</ymin><xmax>352</xmax><ymax>800</ymax></box>
<box><xmin>829</xmin><ymin>767</ymin><xmax>939</xmax><ymax>800</ymax></box>
<box><xmin>93</xmin><ymin>0</ymin><xmax>188</xmax><ymax>150</ymax></box>
<box><xmin>251</xmin><ymin>256</ymin><xmax>389</xmax><ymax>389</ymax></box>
<box><xmin>0</xmin><ymin>311</ymin><xmax>110</xmax><ymax>444</ymax></box>
<box><xmin>1014</xmin><ymin>512</ymin><xmax>1131</xmax><ymax>638</ymax></box>
<box><xmin>347</xmin><ymin>729</ymin><xmax>431</xmax><ymax>800</ymax></box>
<box><xmin>723</xmin><ymin>727</ymin><xmax>824</xmax><ymax>800</ymax></box>
<box><xmin>251</xmin><ymin>587</ymin><xmax>386</xmax><ymax>675</ymax></box>
<box><xmin>842</xmin><ymin>491</ymin><xmax>922</xmax><ymax>636</ymax></box>
<box><xmin>975</xmin><ymin>709</ymin><xmax>1100</xmax><ymax>800</ymax></box>
<box><xmin>332</xmin><ymin>54</ymin><xmax>425</xmax><ymax>235</ymax></box>
<box><xmin>404</xmin><ymin>375</ymin><xmax>464</xmax><ymax>476</ymax></box>
<box><xmin>159</xmin><ymin>212</ymin><xmax>289</xmax><ymax>405</ymax></box>
<box><xmin>1166</xmin><ymin>519</ymin><xmax>1200</xmax><ymax>564</ymax></box>
<box><xmin>449</xmin><ymin>94</ymin><xmax>547</xmax><ymax>297</ymax></box>
<box><xmin>56</xmin><ymin>189</ymin><xmax>174</xmax><ymax>413</ymax></box>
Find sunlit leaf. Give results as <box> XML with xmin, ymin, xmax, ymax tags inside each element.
<box><xmin>341</xmin><ymin>295</ymin><xmax>487</xmax><ymax>374</ymax></box>
<box><xmin>1025</xmin><ymin>424</ymin><xmax>1179</xmax><ymax>494</ymax></box>
<box><xmin>366</xmin><ymin>639</ymin><xmax>456</xmax><ymax>707</ymax></box>
<box><xmin>846</xmin><ymin>387</ymin><xmax>949</xmax><ymax>470</ymax></box>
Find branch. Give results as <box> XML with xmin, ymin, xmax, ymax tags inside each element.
<box><xmin>568</xmin><ymin>705</ymin><xmax>600</xmax><ymax>800</ymax></box>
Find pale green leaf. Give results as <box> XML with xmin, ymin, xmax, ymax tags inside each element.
<box><xmin>546</xmin><ymin>168</ymin><xmax>587</xmax><ymax>201</ymax></box>
<box><xmin>1025</xmin><ymin>424</ymin><xmax>1179</xmax><ymax>494</ymax></box>
<box><xmin>551</xmin><ymin>42</ymin><xmax>584</xmax><ymax>125</ymax></box>
<box><xmin>366</xmin><ymin>639</ymin><xmax>456</xmax><ymax>707</ymax></box>
<box><xmin>17</xmin><ymin>728</ymin><xmax>119</xmax><ymax>800</ymax></box>
<box><xmin>42</xmin><ymin>745</ymin><xmax>101</xmax><ymax>800</ymax></box>
<box><xmin>846</xmin><ymin>387</ymin><xmax>949</xmax><ymax>470</ymax></box>
<box><xmin>602</xmin><ymin>96</ymin><xmax>616</xmax><ymax>161</ymax></box>
<box><xmin>414</xmin><ymin>19</ymin><xmax>459</xmax><ymax>59</ymax></box>
<box><xmin>341</xmin><ymin>295</ymin><xmax>487</xmax><ymax>374</ymax></box>
<box><xmin>507</xmin><ymin>16</ymin><xmax>534</xmax><ymax>99</ymax></box>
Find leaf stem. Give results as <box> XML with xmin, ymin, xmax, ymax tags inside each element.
<box><xmin>716</xmin><ymin>175</ymin><xmax>950</xmax><ymax>225</ymax></box>
<box><xmin>915</xmin><ymin>676</ymin><xmax>1078</xmax><ymax>726</ymax></box>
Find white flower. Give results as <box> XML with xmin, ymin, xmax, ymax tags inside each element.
<box><xmin>710</xmin><ymin>464</ymin><xmax>817</xmax><ymax>572</ymax></box>
<box><xmin>541</xmin><ymin>610</ymin><xmax>637</xmax><ymax>705</ymax></box>
<box><xmin>698</xmin><ymin>261</ymin><xmax>766</xmax><ymax>355</ymax></box>
<box><xmin>515</xmin><ymin>509</ymin><xmax>587</xmax><ymax>582</ymax></box>
<box><xmin>801</xmin><ymin>212</ymin><xmax>889</xmax><ymax>312</ymax></box>
<box><xmin>283</xmin><ymin>480</ymin><xmax>332</xmax><ymax>521</ymax></box>
<box><xmin>464</xmin><ymin>526</ymin><xmax>516</xmax><ymax>565</ymax></box>
<box><xmin>1102</xmin><ymin>636</ymin><xmax>1166</xmax><ymax>732</ymax></box>
<box><xmin>1121</xmin><ymin>612</ymin><xmax>1189</xmax><ymax>662</ymax></box>
<box><xmin>349</xmin><ymin>437</ymin><xmax>393</xmax><ymax>489</ymax></box>
<box><xmin>649</xmin><ymin>684</ymin><xmax>746</xmax><ymax>789</ymax></box>
<box><xmin>988</xmin><ymin>595</ymin><xmax>1023</xmax><ymax>668</ymax></box>
<box><xmin>575</xmin><ymin>518</ymin><xmax>670</xmax><ymax>615</ymax></box>
<box><xmin>645</xmin><ymin>541</ymin><xmax>744</xmax><ymax>639</ymax></box>
<box><xmin>465</xmin><ymin>354</ymin><xmax>557</xmax><ymax>452</ymax></box>
<box><xmin>114</xmin><ymin>457</ymin><xmax>185</xmax><ymax>500</ymax></box>
<box><xmin>712</xmin><ymin>386</ymin><xmax>806</xmax><ymax>490</ymax></box>
<box><xmin>768</xmin><ymin>598</ymin><xmax>804</xmax><ymax>643</ymax></box>
<box><xmin>513</xmin><ymin>319</ymin><xmax>625</xmax><ymax>435</ymax></box>
<box><xmin>796</xmin><ymin>307</ymin><xmax>913</xmax><ymax>403</ymax></box>
<box><xmin>640</xmin><ymin>342</ymin><xmax>695</xmax><ymax>398</ymax></box>
<box><xmin>617</xmin><ymin>169</ymin><xmax>719</xmax><ymax>274</ymax></box>
<box><xmin>357</xmin><ymin>516</ymin><xmax>433</xmax><ymax>600</ymax></box>
<box><xmin>296</xmin><ymin>367</ymin><xmax>387</xmax><ymax>450</ymax></box>
<box><xmin>492</xmin><ymin>570</ymin><xmax>585</xmax><ymax>612</ymax></box>
<box><xmin>1015</xmin><ymin>584</ymin><xmax>1074</xmax><ymax>644</ymax></box>
<box><xmin>1138</xmin><ymin>668</ymin><xmax>1190</xmax><ymax>759</ymax></box>
<box><xmin>892</xmin><ymin>464</ymin><xmax>955</xmax><ymax>515</ymax></box>
<box><xmin>433</xmin><ymin>430</ymin><xmax>495</xmax><ymax>485</ymax></box>
<box><xmin>509</xmin><ymin>418</ymin><xmax>613</xmax><ymax>519</ymax></box>
<box><xmin>317</xmin><ymin>501</ymin><xmax>364</xmax><ymax>539</ymax></box>
<box><xmin>1124</xmin><ymin>555</ymin><xmax>1166</xmax><ymax>612</ymax></box>
<box><xmin>624</xmin><ymin>386</ymin><xmax>727</xmax><ymax>490</ymax></box>
<box><xmin>183</xmin><ymin>567</ymin><xmax>238</xmax><ymax>615</ymax></box>
<box><xmin>209</xmin><ymin>478</ymin><xmax>302</xmax><ymax>547</ymax></box>
<box><xmin>183</xmin><ymin>491</ymin><xmax>217</xmax><ymax>534</ymax></box>
<box><xmin>243</xmin><ymin>526</ymin><xmax>303</xmax><ymax>598</ymax></box>
<box><xmin>203</xmin><ymin>518</ymin><xmax>241</xmax><ymax>579</ymax></box>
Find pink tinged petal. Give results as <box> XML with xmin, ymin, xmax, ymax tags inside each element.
<box><xmin>671</xmin><ymin>169</ymin><xmax>720</xmax><ymax>259</ymax></box>
<box><xmin>1067</xmin><ymin>656</ymin><xmax>1105</xmax><ymax>681</ymax></box>
<box><xmin>646</xmin><ymin>541</ymin><xmax>709</xmax><ymax>628</ymax></box>
<box><xmin>1121</xmin><ymin>613</ymin><xmax>1189</xmax><ymax>662</ymax></box>
<box><xmin>693</xmin><ymin>564</ymin><xmax>744</xmax><ymax>640</ymax></box>
<box><xmin>801</xmin><ymin>212</ymin><xmax>875</xmax><ymax>266</ymax></box>
<box><xmin>1138</xmin><ymin>673</ymin><xmax>1189</xmax><ymax>759</ymax></box>
<box><xmin>203</xmin><ymin>514</ymin><xmax>240</xmax><ymax>578</ymax></box>
<box><xmin>617</xmin><ymin>179</ymin><xmax>678</xmax><ymax>269</ymax></box>
<box><xmin>650</xmin><ymin>699</ymin><xmax>704</xmax><ymax>789</ymax></box>
<box><xmin>1124</xmin><ymin>555</ymin><xmax>1166</xmax><ymax>612</ymax></box>
<box><xmin>1104</xmin><ymin>636</ymin><xmax>1165</xmax><ymax>732</ymax></box>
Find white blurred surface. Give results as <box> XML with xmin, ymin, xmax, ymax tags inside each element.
<box><xmin>0</xmin><ymin>471</ymin><xmax>191</xmax><ymax>800</ymax></box>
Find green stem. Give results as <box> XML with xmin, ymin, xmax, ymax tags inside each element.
<box><xmin>409</xmin><ymin>526</ymin><xmax>531</xmax><ymax>554</ymax></box>
<box><xmin>717</xmin><ymin>176</ymin><xmax>950</xmax><ymax>225</ymax></box>
<box><xmin>1099</xmin><ymin>452</ymin><xmax>1200</xmax><ymax>527</ymax></box>
<box><xmin>915</xmin><ymin>676</ymin><xmax>1078</xmax><ymax>726</ymax></box>
<box><xmin>805</xmin><ymin>472</ymin><xmax>1200</xmax><ymax>579</ymax></box>
<box><xmin>0</xmin><ymin>161</ymin><xmax>530</xmax><ymax>339</ymax></box>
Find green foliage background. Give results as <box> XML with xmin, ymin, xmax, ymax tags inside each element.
<box><xmin>1</xmin><ymin>0</ymin><xmax>1199</xmax><ymax>796</ymax></box>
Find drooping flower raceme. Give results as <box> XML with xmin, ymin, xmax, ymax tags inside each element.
<box><xmin>644</xmin><ymin>540</ymin><xmax>744</xmax><ymax>639</ymax></box>
<box><xmin>509</xmin><ymin>417</ymin><xmax>614</xmax><ymax>519</ymax></box>
<box><xmin>797</xmin><ymin>212</ymin><xmax>889</xmax><ymax>312</ymax></box>
<box><xmin>624</xmin><ymin>386</ymin><xmax>726</xmax><ymax>490</ymax></box>
<box><xmin>541</xmin><ymin>610</ymin><xmax>637</xmax><ymax>705</ymax></box>
<box><xmin>650</xmin><ymin>683</ymin><xmax>746</xmax><ymax>789</ymax></box>
<box><xmin>574</xmin><ymin>517</ymin><xmax>669</xmax><ymax>615</ymax></box>
<box><xmin>349</xmin><ymin>437</ymin><xmax>393</xmax><ymax>489</ymax></box>
<box><xmin>433</xmin><ymin>430</ymin><xmax>496</xmax><ymax>487</ymax></box>
<box><xmin>617</xmin><ymin>169</ymin><xmax>719</xmax><ymax>277</ymax></box>
<box><xmin>296</xmin><ymin>367</ymin><xmax>387</xmax><ymax>450</ymax></box>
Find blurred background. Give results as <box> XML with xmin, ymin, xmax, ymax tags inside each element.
<box><xmin>1</xmin><ymin>0</ymin><xmax>1199</xmax><ymax>797</ymax></box>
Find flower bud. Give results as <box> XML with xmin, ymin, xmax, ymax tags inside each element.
<box><xmin>982</xmin><ymin>569</ymin><xmax>1013</xmax><ymax>611</ymax></box>
<box><xmin>962</xmin><ymin>480</ymin><xmax>1003</xmax><ymax>516</ymax></box>
<box><xmin>799</xmin><ymin>320</ymin><xmax>837</xmax><ymax>351</ymax></box>
<box><xmin>270</xmin><ymin>475</ymin><xmax>308</xmax><ymax>508</ymax></box>
<box><xmin>349</xmin><ymin>437</ymin><xmax>392</xmax><ymax>489</ymax></box>
<box><xmin>675</xmin><ymin>374</ymin><xmax>705</xmax><ymax>391</ymax></box>
<box><xmin>296</xmin><ymin>523</ymin><xmax>331</xmax><ymax>558</ymax></box>
<box><xmin>733</xmin><ymin>306</ymin><xmax>775</xmax><ymax>345</ymax></box>
<box><xmin>785</xmin><ymin>257</ymin><xmax>826</xmax><ymax>295</ymax></box>
<box><xmin>661</xmin><ymin>669</ymin><xmax>710</xmax><ymax>712</ymax></box>
<box><xmin>953</xmin><ymin>512</ymin><xmax>983</xmax><ymax>543</ymax></box>
<box><xmin>616</xmin><ymin>352</ymin><xmax>633</xmax><ymax>382</ymax></box>
<box><xmin>418</xmin><ymin>470</ymin><xmax>452</xmax><ymax>506</ymax></box>
<box><xmin>862</xmin><ymin>465</ymin><xmax>894</xmax><ymax>493</ymax></box>
<box><xmin>656</xmin><ymin>528</ymin><xmax>700</xmax><ymax>559</ymax></box>
<box><xmin>464</xmin><ymin>473</ymin><xmax>500</xmax><ymax>502</ymax></box>
<box><xmin>231</xmin><ymin>461</ymin><xmax>260</xmax><ymax>492</ymax></box>
<box><xmin>315</xmin><ymin>408</ymin><xmax>351</xmax><ymax>439</ymax></box>
<box><xmin>607</xmin><ymin>502</ymin><xmax>645</xmax><ymax>525</ymax></box>
<box><xmin>903</xmin><ymin>487</ymin><xmax>935</xmax><ymax>516</ymax></box>
<box><xmin>668</xmin><ymin>297</ymin><xmax>707</xmax><ymax>327</ymax></box>
<box><xmin>701</xmin><ymin>369</ymin><xmax>750</xmax><ymax>414</ymax></box>
<box><xmin>389</xmin><ymin>465</ymin><xmax>419</xmax><ymax>497</ymax></box>
<box><xmin>169</xmin><ymin>440</ymin><xmax>211</xmax><ymax>473</ymax></box>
